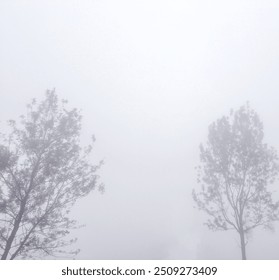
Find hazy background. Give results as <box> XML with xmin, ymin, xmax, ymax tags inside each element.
<box><xmin>0</xmin><ymin>0</ymin><xmax>279</xmax><ymax>259</ymax></box>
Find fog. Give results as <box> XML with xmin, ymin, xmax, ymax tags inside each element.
<box><xmin>1</xmin><ymin>0</ymin><xmax>279</xmax><ymax>259</ymax></box>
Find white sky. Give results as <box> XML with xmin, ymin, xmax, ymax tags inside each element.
<box><xmin>0</xmin><ymin>0</ymin><xmax>279</xmax><ymax>259</ymax></box>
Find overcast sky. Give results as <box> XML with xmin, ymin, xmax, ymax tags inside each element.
<box><xmin>1</xmin><ymin>0</ymin><xmax>279</xmax><ymax>259</ymax></box>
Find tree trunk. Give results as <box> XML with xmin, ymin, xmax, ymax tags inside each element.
<box><xmin>239</xmin><ymin>229</ymin><xmax>247</xmax><ymax>260</ymax></box>
<box><xmin>1</xmin><ymin>162</ymin><xmax>39</xmax><ymax>259</ymax></box>
<box><xmin>1</xmin><ymin>212</ymin><xmax>23</xmax><ymax>259</ymax></box>
<box><xmin>1</xmin><ymin>197</ymin><xmax>28</xmax><ymax>260</ymax></box>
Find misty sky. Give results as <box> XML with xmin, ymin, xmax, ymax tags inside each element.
<box><xmin>1</xmin><ymin>0</ymin><xmax>279</xmax><ymax>259</ymax></box>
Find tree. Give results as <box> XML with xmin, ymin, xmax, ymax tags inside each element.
<box><xmin>0</xmin><ymin>90</ymin><xmax>103</xmax><ymax>259</ymax></box>
<box><xmin>193</xmin><ymin>104</ymin><xmax>279</xmax><ymax>259</ymax></box>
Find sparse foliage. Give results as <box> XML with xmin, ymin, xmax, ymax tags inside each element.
<box><xmin>0</xmin><ymin>90</ymin><xmax>103</xmax><ymax>259</ymax></box>
<box><xmin>193</xmin><ymin>104</ymin><xmax>279</xmax><ymax>259</ymax></box>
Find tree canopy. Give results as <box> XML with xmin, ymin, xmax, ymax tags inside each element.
<box><xmin>193</xmin><ymin>104</ymin><xmax>279</xmax><ymax>259</ymax></box>
<box><xmin>0</xmin><ymin>90</ymin><xmax>103</xmax><ymax>259</ymax></box>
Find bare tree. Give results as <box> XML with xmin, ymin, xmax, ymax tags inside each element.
<box><xmin>0</xmin><ymin>90</ymin><xmax>103</xmax><ymax>259</ymax></box>
<box><xmin>193</xmin><ymin>104</ymin><xmax>279</xmax><ymax>259</ymax></box>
